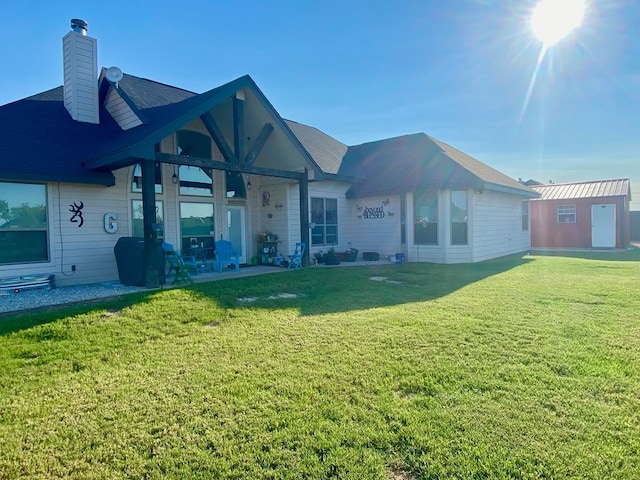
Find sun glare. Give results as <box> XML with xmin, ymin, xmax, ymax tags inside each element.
<box><xmin>531</xmin><ymin>0</ymin><xmax>586</xmax><ymax>46</ymax></box>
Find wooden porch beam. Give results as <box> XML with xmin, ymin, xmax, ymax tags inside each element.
<box><xmin>155</xmin><ymin>152</ymin><xmax>304</xmax><ymax>180</ymax></box>
<box><xmin>244</xmin><ymin>123</ymin><xmax>273</xmax><ymax>167</ymax></box>
<box><xmin>141</xmin><ymin>159</ymin><xmax>160</xmax><ymax>288</ymax></box>
<box><xmin>233</xmin><ymin>94</ymin><xmax>245</xmax><ymax>160</ymax></box>
<box><xmin>200</xmin><ymin>112</ymin><xmax>238</xmax><ymax>164</ymax></box>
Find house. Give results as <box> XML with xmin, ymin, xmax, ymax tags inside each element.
<box><xmin>0</xmin><ymin>19</ymin><xmax>537</xmax><ymax>288</ymax></box>
<box><xmin>529</xmin><ymin>179</ymin><xmax>632</xmax><ymax>249</ymax></box>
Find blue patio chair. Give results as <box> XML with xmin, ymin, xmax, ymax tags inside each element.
<box><xmin>161</xmin><ymin>242</ymin><xmax>193</xmax><ymax>284</ymax></box>
<box><xmin>287</xmin><ymin>242</ymin><xmax>305</xmax><ymax>269</ymax></box>
<box><xmin>214</xmin><ymin>239</ymin><xmax>240</xmax><ymax>272</ymax></box>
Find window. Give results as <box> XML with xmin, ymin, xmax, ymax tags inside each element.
<box><xmin>414</xmin><ymin>189</ymin><xmax>438</xmax><ymax>245</ymax></box>
<box><xmin>180</xmin><ymin>202</ymin><xmax>215</xmax><ymax>252</ymax></box>
<box><xmin>176</xmin><ymin>130</ymin><xmax>214</xmax><ymax>196</ymax></box>
<box><xmin>311</xmin><ymin>197</ymin><xmax>338</xmax><ymax>246</ymax></box>
<box><xmin>557</xmin><ymin>204</ymin><xmax>576</xmax><ymax>223</ymax></box>
<box><xmin>0</xmin><ymin>182</ymin><xmax>48</xmax><ymax>264</ymax></box>
<box><xmin>132</xmin><ymin>200</ymin><xmax>163</xmax><ymax>238</ymax></box>
<box><xmin>177</xmin><ymin>130</ymin><xmax>212</xmax><ymax>159</ymax></box>
<box><xmin>226</xmin><ymin>171</ymin><xmax>246</xmax><ymax>199</ymax></box>
<box><xmin>400</xmin><ymin>194</ymin><xmax>406</xmax><ymax>245</ymax></box>
<box><xmin>450</xmin><ymin>190</ymin><xmax>468</xmax><ymax>245</ymax></box>
<box><xmin>131</xmin><ymin>163</ymin><xmax>163</xmax><ymax>193</ymax></box>
<box><xmin>178</xmin><ymin>166</ymin><xmax>213</xmax><ymax>196</ymax></box>
<box><xmin>522</xmin><ymin>200</ymin><xmax>529</xmax><ymax>231</ymax></box>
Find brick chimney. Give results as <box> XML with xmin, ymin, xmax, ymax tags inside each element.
<box><xmin>62</xmin><ymin>19</ymin><xmax>99</xmax><ymax>124</ymax></box>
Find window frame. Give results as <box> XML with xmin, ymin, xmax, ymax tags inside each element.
<box><xmin>131</xmin><ymin>199</ymin><xmax>164</xmax><ymax>239</ymax></box>
<box><xmin>522</xmin><ymin>200</ymin><xmax>529</xmax><ymax>231</ymax></box>
<box><xmin>413</xmin><ymin>189</ymin><xmax>439</xmax><ymax>245</ymax></box>
<box><xmin>0</xmin><ymin>181</ymin><xmax>49</xmax><ymax>265</ymax></box>
<box><xmin>310</xmin><ymin>197</ymin><xmax>338</xmax><ymax>246</ymax></box>
<box><xmin>557</xmin><ymin>204</ymin><xmax>576</xmax><ymax>224</ymax></box>
<box><xmin>131</xmin><ymin>163</ymin><xmax>163</xmax><ymax>194</ymax></box>
<box><xmin>179</xmin><ymin>201</ymin><xmax>215</xmax><ymax>252</ymax></box>
<box><xmin>450</xmin><ymin>190</ymin><xmax>468</xmax><ymax>245</ymax></box>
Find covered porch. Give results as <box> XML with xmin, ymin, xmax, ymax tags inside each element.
<box><xmin>85</xmin><ymin>76</ymin><xmax>324</xmax><ymax>287</ymax></box>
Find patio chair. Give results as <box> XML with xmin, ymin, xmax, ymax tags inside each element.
<box><xmin>161</xmin><ymin>242</ymin><xmax>193</xmax><ymax>284</ymax></box>
<box><xmin>214</xmin><ymin>239</ymin><xmax>240</xmax><ymax>272</ymax></box>
<box><xmin>287</xmin><ymin>242</ymin><xmax>305</xmax><ymax>269</ymax></box>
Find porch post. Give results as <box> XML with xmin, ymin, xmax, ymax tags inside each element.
<box><xmin>141</xmin><ymin>159</ymin><xmax>160</xmax><ymax>288</ymax></box>
<box><xmin>299</xmin><ymin>168</ymin><xmax>310</xmax><ymax>267</ymax></box>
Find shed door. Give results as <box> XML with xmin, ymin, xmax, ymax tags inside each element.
<box><xmin>591</xmin><ymin>204</ymin><xmax>616</xmax><ymax>248</ymax></box>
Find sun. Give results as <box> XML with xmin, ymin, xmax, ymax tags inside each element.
<box><xmin>531</xmin><ymin>0</ymin><xmax>586</xmax><ymax>46</ymax></box>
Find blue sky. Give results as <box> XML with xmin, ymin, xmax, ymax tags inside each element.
<box><xmin>2</xmin><ymin>0</ymin><xmax>638</xmax><ymax>208</ymax></box>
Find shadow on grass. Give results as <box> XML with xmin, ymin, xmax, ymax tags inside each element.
<box><xmin>0</xmin><ymin>253</ymin><xmax>535</xmax><ymax>336</ymax></box>
<box><xmin>194</xmin><ymin>253</ymin><xmax>535</xmax><ymax>317</ymax></box>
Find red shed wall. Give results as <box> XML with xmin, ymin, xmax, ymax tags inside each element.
<box><xmin>530</xmin><ymin>196</ymin><xmax>629</xmax><ymax>249</ymax></box>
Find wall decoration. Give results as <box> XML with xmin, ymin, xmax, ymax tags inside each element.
<box><xmin>69</xmin><ymin>201</ymin><xmax>85</xmax><ymax>227</ymax></box>
<box><xmin>262</xmin><ymin>191</ymin><xmax>271</xmax><ymax>207</ymax></box>
<box><xmin>357</xmin><ymin>200</ymin><xmax>394</xmax><ymax>220</ymax></box>
<box><xmin>104</xmin><ymin>212</ymin><xmax>118</xmax><ymax>233</ymax></box>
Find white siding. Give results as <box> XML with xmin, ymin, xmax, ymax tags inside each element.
<box><xmin>349</xmin><ymin>195</ymin><xmax>402</xmax><ymax>259</ymax></box>
<box><xmin>472</xmin><ymin>189</ymin><xmax>531</xmax><ymax>262</ymax></box>
<box><xmin>62</xmin><ymin>31</ymin><xmax>99</xmax><ymax>124</ymax></box>
<box><xmin>257</xmin><ymin>178</ymin><xmax>290</xmax><ymax>258</ymax></box>
<box><xmin>105</xmin><ymin>88</ymin><xmax>143</xmax><ymax>130</ymax></box>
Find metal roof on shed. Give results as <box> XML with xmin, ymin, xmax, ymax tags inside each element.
<box><xmin>530</xmin><ymin>179</ymin><xmax>631</xmax><ymax>201</ymax></box>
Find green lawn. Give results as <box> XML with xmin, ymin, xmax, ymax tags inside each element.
<box><xmin>1</xmin><ymin>251</ymin><xmax>639</xmax><ymax>479</ymax></box>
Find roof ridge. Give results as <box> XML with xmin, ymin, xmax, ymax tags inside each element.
<box><xmin>536</xmin><ymin>178</ymin><xmax>630</xmax><ymax>187</ymax></box>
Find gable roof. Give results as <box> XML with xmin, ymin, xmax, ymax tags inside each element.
<box><xmin>0</xmin><ymin>73</ymin><xmax>324</xmax><ymax>184</ymax></box>
<box><xmin>340</xmin><ymin>133</ymin><xmax>536</xmax><ymax>198</ymax></box>
<box><xmin>1</xmin><ymin>71</ymin><xmax>535</xmax><ymax>198</ymax></box>
<box><xmin>530</xmin><ymin>179</ymin><xmax>631</xmax><ymax>201</ymax></box>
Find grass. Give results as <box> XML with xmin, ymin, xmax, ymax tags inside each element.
<box><xmin>1</xmin><ymin>250</ymin><xmax>639</xmax><ymax>479</ymax></box>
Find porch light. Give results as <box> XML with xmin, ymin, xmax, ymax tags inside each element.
<box><xmin>172</xmin><ymin>165</ymin><xmax>179</xmax><ymax>184</ymax></box>
<box><xmin>246</xmin><ymin>176</ymin><xmax>252</xmax><ymax>190</ymax></box>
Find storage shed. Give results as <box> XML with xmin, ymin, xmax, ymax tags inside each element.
<box><xmin>529</xmin><ymin>179</ymin><xmax>632</xmax><ymax>249</ymax></box>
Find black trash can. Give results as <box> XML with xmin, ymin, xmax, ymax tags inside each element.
<box><xmin>114</xmin><ymin>237</ymin><xmax>165</xmax><ymax>286</ymax></box>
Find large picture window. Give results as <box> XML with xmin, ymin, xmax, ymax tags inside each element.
<box><xmin>557</xmin><ymin>204</ymin><xmax>576</xmax><ymax>223</ymax></box>
<box><xmin>132</xmin><ymin>200</ymin><xmax>163</xmax><ymax>239</ymax></box>
<box><xmin>180</xmin><ymin>202</ymin><xmax>215</xmax><ymax>252</ymax></box>
<box><xmin>450</xmin><ymin>190</ymin><xmax>468</xmax><ymax>245</ymax></box>
<box><xmin>0</xmin><ymin>182</ymin><xmax>48</xmax><ymax>264</ymax></box>
<box><xmin>414</xmin><ymin>189</ymin><xmax>438</xmax><ymax>245</ymax></box>
<box><xmin>311</xmin><ymin>197</ymin><xmax>338</xmax><ymax>246</ymax></box>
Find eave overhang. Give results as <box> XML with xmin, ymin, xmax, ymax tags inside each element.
<box><xmin>0</xmin><ymin>169</ymin><xmax>115</xmax><ymax>187</ymax></box>
<box><xmin>84</xmin><ymin>75</ymin><xmax>325</xmax><ymax>181</ymax></box>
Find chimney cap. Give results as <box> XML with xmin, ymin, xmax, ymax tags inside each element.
<box><xmin>70</xmin><ymin>18</ymin><xmax>88</xmax><ymax>34</ymax></box>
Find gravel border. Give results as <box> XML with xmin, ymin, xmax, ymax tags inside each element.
<box><xmin>0</xmin><ymin>282</ymin><xmax>149</xmax><ymax>316</ymax></box>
